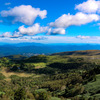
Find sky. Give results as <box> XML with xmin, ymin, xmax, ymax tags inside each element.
<box><xmin>0</xmin><ymin>0</ymin><xmax>100</xmax><ymax>44</ymax></box>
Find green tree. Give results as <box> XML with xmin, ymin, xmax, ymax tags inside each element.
<box><xmin>0</xmin><ymin>57</ymin><xmax>10</xmax><ymax>67</ymax></box>
<box><xmin>0</xmin><ymin>73</ymin><xmax>5</xmax><ymax>80</ymax></box>
<box><xmin>14</xmin><ymin>88</ymin><xmax>26</xmax><ymax>100</ymax></box>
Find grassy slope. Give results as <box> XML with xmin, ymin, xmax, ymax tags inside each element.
<box><xmin>0</xmin><ymin>68</ymin><xmax>33</xmax><ymax>81</ymax></box>
<box><xmin>0</xmin><ymin>50</ymin><xmax>100</xmax><ymax>99</ymax></box>
<box><xmin>50</xmin><ymin>50</ymin><xmax>100</xmax><ymax>65</ymax></box>
<box><xmin>85</xmin><ymin>74</ymin><xmax>100</xmax><ymax>93</ymax></box>
<box><xmin>52</xmin><ymin>50</ymin><xmax>100</xmax><ymax>56</ymax></box>
<box><xmin>83</xmin><ymin>74</ymin><xmax>100</xmax><ymax>99</ymax></box>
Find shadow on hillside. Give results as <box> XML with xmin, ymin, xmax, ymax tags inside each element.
<box><xmin>33</xmin><ymin>62</ymin><xmax>97</xmax><ymax>75</ymax></box>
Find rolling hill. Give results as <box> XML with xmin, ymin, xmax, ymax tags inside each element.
<box><xmin>52</xmin><ymin>50</ymin><xmax>100</xmax><ymax>56</ymax></box>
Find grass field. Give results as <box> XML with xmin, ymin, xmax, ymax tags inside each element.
<box><xmin>34</xmin><ymin>63</ymin><xmax>46</xmax><ymax>69</ymax></box>
<box><xmin>0</xmin><ymin>68</ymin><xmax>33</xmax><ymax>81</ymax></box>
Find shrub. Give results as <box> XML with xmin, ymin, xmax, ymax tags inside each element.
<box><xmin>0</xmin><ymin>73</ymin><xmax>5</xmax><ymax>80</ymax></box>
<box><xmin>14</xmin><ymin>87</ymin><xmax>26</xmax><ymax>100</ymax></box>
<box><xmin>33</xmin><ymin>89</ymin><xmax>50</xmax><ymax>100</ymax></box>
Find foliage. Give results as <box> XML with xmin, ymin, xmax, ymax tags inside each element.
<box><xmin>0</xmin><ymin>52</ymin><xmax>100</xmax><ymax>100</ymax></box>
<box><xmin>20</xmin><ymin>63</ymin><xmax>35</xmax><ymax>72</ymax></box>
<box><xmin>33</xmin><ymin>89</ymin><xmax>50</xmax><ymax>100</ymax></box>
<box><xmin>0</xmin><ymin>73</ymin><xmax>5</xmax><ymax>80</ymax></box>
<box><xmin>14</xmin><ymin>87</ymin><xmax>26</xmax><ymax>100</ymax></box>
<box><xmin>26</xmin><ymin>55</ymin><xmax>48</xmax><ymax>63</ymax></box>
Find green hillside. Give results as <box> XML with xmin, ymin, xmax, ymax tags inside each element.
<box><xmin>0</xmin><ymin>50</ymin><xmax>100</xmax><ymax>100</ymax></box>
<box><xmin>52</xmin><ymin>50</ymin><xmax>100</xmax><ymax>56</ymax></box>
<box><xmin>4</xmin><ymin>55</ymin><xmax>27</xmax><ymax>60</ymax></box>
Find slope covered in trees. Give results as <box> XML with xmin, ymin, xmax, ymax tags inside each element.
<box><xmin>0</xmin><ymin>50</ymin><xmax>100</xmax><ymax>100</ymax></box>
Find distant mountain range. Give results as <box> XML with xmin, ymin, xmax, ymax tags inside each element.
<box><xmin>0</xmin><ymin>42</ymin><xmax>100</xmax><ymax>57</ymax></box>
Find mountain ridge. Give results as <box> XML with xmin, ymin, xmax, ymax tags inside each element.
<box><xmin>1</xmin><ymin>43</ymin><xmax>100</xmax><ymax>57</ymax></box>
<box><xmin>52</xmin><ymin>50</ymin><xmax>100</xmax><ymax>56</ymax></box>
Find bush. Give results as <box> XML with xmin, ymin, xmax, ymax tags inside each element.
<box><xmin>0</xmin><ymin>91</ymin><xmax>5</xmax><ymax>98</ymax></box>
<box><xmin>51</xmin><ymin>97</ymin><xmax>61</xmax><ymax>100</ymax></box>
<box><xmin>0</xmin><ymin>73</ymin><xmax>5</xmax><ymax>80</ymax></box>
<box><xmin>14</xmin><ymin>87</ymin><xmax>26</xmax><ymax>100</ymax></box>
<box><xmin>27</xmin><ymin>55</ymin><xmax>48</xmax><ymax>63</ymax></box>
<box><xmin>20</xmin><ymin>63</ymin><xmax>35</xmax><ymax>72</ymax></box>
<box><xmin>33</xmin><ymin>89</ymin><xmax>50</xmax><ymax>100</ymax></box>
<box><xmin>10</xmin><ymin>75</ymin><xmax>19</xmax><ymax>80</ymax></box>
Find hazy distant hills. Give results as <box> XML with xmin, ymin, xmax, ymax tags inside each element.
<box><xmin>1</xmin><ymin>43</ymin><xmax>100</xmax><ymax>57</ymax></box>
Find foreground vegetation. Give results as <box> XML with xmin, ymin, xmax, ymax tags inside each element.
<box><xmin>0</xmin><ymin>50</ymin><xmax>100</xmax><ymax>100</ymax></box>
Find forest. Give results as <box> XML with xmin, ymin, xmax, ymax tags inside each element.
<box><xmin>0</xmin><ymin>50</ymin><xmax>100</xmax><ymax>100</ymax></box>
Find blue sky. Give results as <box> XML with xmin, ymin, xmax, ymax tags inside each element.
<box><xmin>0</xmin><ymin>0</ymin><xmax>100</xmax><ymax>43</ymax></box>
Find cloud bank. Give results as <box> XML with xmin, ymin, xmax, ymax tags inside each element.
<box><xmin>1</xmin><ymin>36</ymin><xmax>100</xmax><ymax>44</ymax></box>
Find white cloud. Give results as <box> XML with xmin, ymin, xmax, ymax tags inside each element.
<box><xmin>0</xmin><ymin>23</ymin><xmax>48</xmax><ymax>38</ymax></box>
<box><xmin>0</xmin><ymin>5</ymin><xmax>47</xmax><ymax>25</ymax></box>
<box><xmin>12</xmin><ymin>31</ymin><xmax>22</xmax><ymax>38</ymax></box>
<box><xmin>50</xmin><ymin>12</ymin><xmax>99</xmax><ymax>28</ymax></box>
<box><xmin>0</xmin><ymin>32</ymin><xmax>12</xmax><ymax>37</ymax></box>
<box><xmin>18</xmin><ymin>23</ymin><xmax>48</xmax><ymax>35</ymax></box>
<box><xmin>0</xmin><ymin>24</ymin><xmax>65</xmax><ymax>38</ymax></box>
<box><xmin>76</xmin><ymin>35</ymin><xmax>100</xmax><ymax>41</ymax></box>
<box><xmin>1</xmin><ymin>35</ymin><xmax>100</xmax><ymax>44</ymax></box>
<box><xmin>31</xmin><ymin>36</ymin><xmax>48</xmax><ymax>40</ymax></box>
<box><xmin>47</xmin><ymin>28</ymin><xmax>65</xmax><ymax>35</ymax></box>
<box><xmin>76</xmin><ymin>35</ymin><xmax>90</xmax><ymax>39</ymax></box>
<box><xmin>52</xmin><ymin>28</ymin><xmax>65</xmax><ymax>35</ymax></box>
<box><xmin>75</xmin><ymin>0</ymin><xmax>100</xmax><ymax>13</ymax></box>
<box><xmin>0</xmin><ymin>31</ymin><xmax>22</xmax><ymax>38</ymax></box>
<box><xmin>5</xmin><ymin>3</ymin><xmax>11</xmax><ymax>5</ymax></box>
